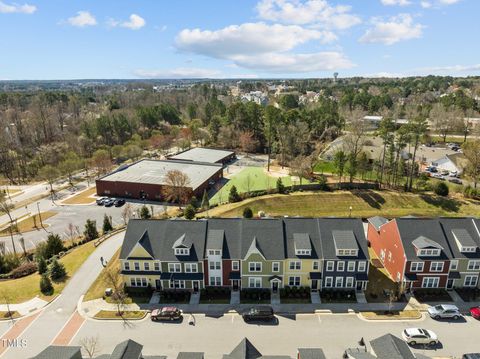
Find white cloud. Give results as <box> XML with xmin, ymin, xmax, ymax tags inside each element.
<box><xmin>421</xmin><ymin>0</ymin><xmax>461</xmax><ymax>8</ymax></box>
<box><xmin>420</xmin><ymin>1</ymin><xmax>432</xmax><ymax>8</ymax></box>
<box><xmin>380</xmin><ymin>0</ymin><xmax>411</xmax><ymax>6</ymax></box>
<box><xmin>416</xmin><ymin>63</ymin><xmax>480</xmax><ymax>75</ymax></box>
<box><xmin>359</xmin><ymin>14</ymin><xmax>423</xmax><ymax>45</ymax></box>
<box><xmin>109</xmin><ymin>14</ymin><xmax>145</xmax><ymax>30</ymax></box>
<box><xmin>67</xmin><ymin>11</ymin><xmax>97</xmax><ymax>27</ymax></box>
<box><xmin>439</xmin><ymin>0</ymin><xmax>460</xmax><ymax>4</ymax></box>
<box><xmin>0</xmin><ymin>1</ymin><xmax>36</xmax><ymax>14</ymax></box>
<box><xmin>134</xmin><ymin>67</ymin><xmax>222</xmax><ymax>79</ymax></box>
<box><xmin>256</xmin><ymin>0</ymin><xmax>361</xmax><ymax>29</ymax></box>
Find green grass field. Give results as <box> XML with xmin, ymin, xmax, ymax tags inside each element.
<box><xmin>206</xmin><ymin>190</ymin><xmax>480</xmax><ymax>218</ymax></box>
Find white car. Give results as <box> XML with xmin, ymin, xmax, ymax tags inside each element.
<box><xmin>402</xmin><ymin>328</ymin><xmax>438</xmax><ymax>346</ymax></box>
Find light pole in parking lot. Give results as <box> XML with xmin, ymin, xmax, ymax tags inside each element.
<box><xmin>349</xmin><ymin>206</ymin><xmax>352</xmax><ymax>217</ymax></box>
<box><xmin>37</xmin><ymin>202</ymin><xmax>43</xmax><ymax>227</ymax></box>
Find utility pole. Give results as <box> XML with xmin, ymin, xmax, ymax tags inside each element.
<box><xmin>37</xmin><ymin>202</ymin><xmax>43</xmax><ymax>227</ymax></box>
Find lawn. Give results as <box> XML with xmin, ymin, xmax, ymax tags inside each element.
<box><xmin>62</xmin><ymin>187</ymin><xmax>97</xmax><ymax>205</ymax></box>
<box><xmin>83</xmin><ymin>249</ymin><xmax>120</xmax><ymax>302</ymax></box>
<box><xmin>93</xmin><ymin>310</ymin><xmax>146</xmax><ymax>320</ymax></box>
<box><xmin>0</xmin><ymin>211</ymin><xmax>57</xmax><ymax>236</ymax></box>
<box><xmin>313</xmin><ymin>161</ymin><xmax>336</xmax><ymax>174</ymax></box>
<box><xmin>210</xmin><ymin>167</ymin><xmax>306</xmax><ymax>205</ymax></box>
<box><xmin>360</xmin><ymin>310</ymin><xmax>421</xmax><ymax>320</ymax></box>
<box><xmin>0</xmin><ymin>240</ymin><xmax>97</xmax><ymax>304</ymax></box>
<box><xmin>206</xmin><ymin>190</ymin><xmax>480</xmax><ymax>218</ymax></box>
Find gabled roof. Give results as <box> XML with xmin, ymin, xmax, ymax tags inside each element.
<box><xmin>110</xmin><ymin>339</ymin><xmax>143</xmax><ymax>359</ymax></box>
<box><xmin>318</xmin><ymin>218</ymin><xmax>368</xmax><ymax>260</ymax></box>
<box><xmin>332</xmin><ymin>230</ymin><xmax>359</xmax><ymax>251</ymax></box>
<box><xmin>240</xmin><ymin>219</ymin><xmax>285</xmax><ymax>260</ymax></box>
<box><xmin>244</xmin><ymin>237</ymin><xmax>265</xmax><ymax>260</ymax></box>
<box><xmin>451</xmin><ymin>228</ymin><xmax>476</xmax><ymax>247</ymax></box>
<box><xmin>370</xmin><ymin>334</ymin><xmax>416</xmax><ymax>359</ymax></box>
<box><xmin>206</xmin><ymin>229</ymin><xmax>224</xmax><ymax>250</ymax></box>
<box><xmin>137</xmin><ymin>230</ymin><xmax>155</xmax><ymax>257</ymax></box>
<box><xmin>284</xmin><ymin>218</ymin><xmax>322</xmax><ymax>259</ymax></box>
<box><xmin>440</xmin><ymin>218</ymin><xmax>480</xmax><ymax>259</ymax></box>
<box><xmin>31</xmin><ymin>346</ymin><xmax>82</xmax><ymax>359</ymax></box>
<box><xmin>223</xmin><ymin>338</ymin><xmax>262</xmax><ymax>359</ymax></box>
<box><xmin>368</xmin><ymin>216</ymin><xmax>388</xmax><ymax>231</ymax></box>
<box><xmin>172</xmin><ymin>233</ymin><xmax>192</xmax><ymax>249</ymax></box>
<box><xmin>412</xmin><ymin>236</ymin><xmax>443</xmax><ymax>250</ymax></box>
<box><xmin>293</xmin><ymin>233</ymin><xmax>312</xmax><ymax>251</ymax></box>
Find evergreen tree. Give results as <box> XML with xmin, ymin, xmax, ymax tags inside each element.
<box><xmin>184</xmin><ymin>204</ymin><xmax>196</xmax><ymax>220</ymax></box>
<box><xmin>44</xmin><ymin>234</ymin><xmax>65</xmax><ymax>259</ymax></box>
<box><xmin>40</xmin><ymin>274</ymin><xmax>53</xmax><ymax>295</ymax></box>
<box><xmin>276</xmin><ymin>178</ymin><xmax>285</xmax><ymax>194</ymax></box>
<box><xmin>50</xmin><ymin>258</ymin><xmax>67</xmax><ymax>281</ymax></box>
<box><xmin>228</xmin><ymin>185</ymin><xmax>241</xmax><ymax>203</ymax></box>
<box><xmin>37</xmin><ymin>257</ymin><xmax>48</xmax><ymax>275</ymax></box>
<box><xmin>139</xmin><ymin>205</ymin><xmax>151</xmax><ymax>219</ymax></box>
<box><xmin>243</xmin><ymin>207</ymin><xmax>253</xmax><ymax>219</ymax></box>
<box><xmin>102</xmin><ymin>214</ymin><xmax>113</xmax><ymax>234</ymax></box>
<box><xmin>83</xmin><ymin>219</ymin><xmax>99</xmax><ymax>241</ymax></box>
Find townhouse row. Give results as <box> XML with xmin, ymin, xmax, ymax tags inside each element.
<box><xmin>119</xmin><ymin>216</ymin><xmax>480</xmax><ymax>293</ymax></box>
<box><xmin>120</xmin><ymin>218</ymin><xmax>370</xmax><ymax>292</ymax></box>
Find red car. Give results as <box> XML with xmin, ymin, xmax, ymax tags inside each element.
<box><xmin>470</xmin><ymin>306</ymin><xmax>480</xmax><ymax>320</ymax></box>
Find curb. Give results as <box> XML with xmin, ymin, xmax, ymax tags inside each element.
<box><xmin>357</xmin><ymin>312</ymin><xmax>424</xmax><ymax>322</ymax></box>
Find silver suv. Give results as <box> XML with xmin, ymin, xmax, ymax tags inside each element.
<box><xmin>427</xmin><ymin>304</ymin><xmax>461</xmax><ymax>320</ymax></box>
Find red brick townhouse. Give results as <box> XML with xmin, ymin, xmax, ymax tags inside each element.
<box><xmin>368</xmin><ymin>217</ymin><xmax>453</xmax><ymax>291</ymax></box>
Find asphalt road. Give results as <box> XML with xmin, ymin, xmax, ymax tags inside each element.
<box><xmin>69</xmin><ymin>312</ymin><xmax>479</xmax><ymax>359</ymax></box>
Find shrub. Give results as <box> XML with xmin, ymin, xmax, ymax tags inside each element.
<box><xmin>276</xmin><ymin>178</ymin><xmax>285</xmax><ymax>194</ymax></box>
<box><xmin>50</xmin><ymin>258</ymin><xmax>67</xmax><ymax>281</ymax></box>
<box><xmin>102</xmin><ymin>214</ymin><xmax>113</xmax><ymax>234</ymax></box>
<box><xmin>40</xmin><ymin>274</ymin><xmax>53</xmax><ymax>295</ymax></box>
<box><xmin>228</xmin><ymin>185</ymin><xmax>241</xmax><ymax>203</ymax></box>
<box><xmin>84</xmin><ymin>219</ymin><xmax>99</xmax><ymax>241</ymax></box>
<box><xmin>139</xmin><ymin>206</ymin><xmax>151</xmax><ymax>219</ymax></box>
<box><xmin>184</xmin><ymin>204</ymin><xmax>196</xmax><ymax>220</ymax></box>
<box><xmin>10</xmin><ymin>261</ymin><xmax>38</xmax><ymax>279</ymax></box>
<box><xmin>434</xmin><ymin>181</ymin><xmax>449</xmax><ymax>196</ymax></box>
<box><xmin>37</xmin><ymin>257</ymin><xmax>48</xmax><ymax>275</ymax></box>
<box><xmin>0</xmin><ymin>253</ymin><xmax>21</xmax><ymax>274</ymax></box>
<box><xmin>243</xmin><ymin>207</ymin><xmax>253</xmax><ymax>219</ymax></box>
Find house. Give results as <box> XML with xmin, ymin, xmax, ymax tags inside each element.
<box><xmin>31</xmin><ymin>346</ymin><xmax>82</xmax><ymax>359</ymax></box>
<box><xmin>346</xmin><ymin>334</ymin><xmax>430</xmax><ymax>359</ymax></box>
<box><xmin>431</xmin><ymin>153</ymin><xmax>467</xmax><ymax>174</ymax></box>
<box><xmin>120</xmin><ymin>218</ymin><xmax>369</xmax><ymax>293</ymax></box>
<box><xmin>368</xmin><ymin>217</ymin><xmax>480</xmax><ymax>291</ymax></box>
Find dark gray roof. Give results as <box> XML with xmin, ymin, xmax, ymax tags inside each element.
<box><xmin>411</xmin><ymin>236</ymin><xmax>443</xmax><ymax>250</ymax></box>
<box><xmin>137</xmin><ymin>230</ymin><xmax>154</xmax><ymax>258</ymax></box>
<box><xmin>240</xmin><ymin>220</ymin><xmax>285</xmax><ymax>260</ymax></box>
<box><xmin>223</xmin><ymin>338</ymin><xmax>262</xmax><ymax>359</ymax></box>
<box><xmin>30</xmin><ymin>346</ymin><xmax>82</xmax><ymax>359</ymax></box>
<box><xmin>293</xmin><ymin>233</ymin><xmax>312</xmax><ymax>250</ymax></box>
<box><xmin>177</xmin><ymin>353</ymin><xmax>204</xmax><ymax>359</ymax></box>
<box><xmin>206</xmin><ymin>229</ymin><xmax>225</xmax><ymax>250</ymax></box>
<box><xmin>297</xmin><ymin>348</ymin><xmax>326</xmax><ymax>359</ymax></box>
<box><xmin>110</xmin><ymin>339</ymin><xmax>143</xmax><ymax>359</ymax></box>
<box><xmin>395</xmin><ymin>218</ymin><xmax>453</xmax><ymax>261</ymax></box>
<box><xmin>451</xmin><ymin>228</ymin><xmax>476</xmax><ymax>247</ymax></box>
<box><xmin>284</xmin><ymin>218</ymin><xmax>322</xmax><ymax>259</ymax></box>
<box><xmin>368</xmin><ymin>216</ymin><xmax>388</xmax><ymax>231</ymax></box>
<box><xmin>370</xmin><ymin>334</ymin><xmax>415</xmax><ymax>359</ymax></box>
<box><xmin>345</xmin><ymin>349</ymin><xmax>377</xmax><ymax>359</ymax></box>
<box><xmin>207</xmin><ymin>218</ymin><xmax>243</xmax><ymax>259</ymax></box>
<box><xmin>318</xmin><ymin>218</ymin><xmax>368</xmax><ymax>260</ymax></box>
<box><xmin>332</xmin><ymin>230</ymin><xmax>359</xmax><ymax>251</ymax></box>
<box><xmin>440</xmin><ymin>218</ymin><xmax>480</xmax><ymax>259</ymax></box>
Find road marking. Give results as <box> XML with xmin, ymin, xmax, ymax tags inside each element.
<box><xmin>0</xmin><ymin>312</ymin><xmax>41</xmax><ymax>357</ymax></box>
<box><xmin>51</xmin><ymin>311</ymin><xmax>85</xmax><ymax>346</ymax></box>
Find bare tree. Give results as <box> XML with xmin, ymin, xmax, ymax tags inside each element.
<box><xmin>0</xmin><ymin>192</ymin><xmax>16</xmax><ymax>255</ymax></box>
<box><xmin>162</xmin><ymin>170</ymin><xmax>191</xmax><ymax>208</ymax></box>
<box><xmin>463</xmin><ymin>140</ymin><xmax>480</xmax><ymax>188</ymax></box>
<box><xmin>79</xmin><ymin>336</ymin><xmax>100</xmax><ymax>358</ymax></box>
<box><xmin>342</xmin><ymin>108</ymin><xmax>367</xmax><ymax>183</ymax></box>
<box><xmin>38</xmin><ymin>165</ymin><xmax>59</xmax><ymax>202</ymax></box>
<box><xmin>0</xmin><ymin>291</ymin><xmax>14</xmax><ymax>323</ymax></box>
<box><xmin>239</xmin><ymin>131</ymin><xmax>259</xmax><ymax>155</ymax></box>
<box><xmin>66</xmin><ymin>222</ymin><xmax>80</xmax><ymax>245</ymax></box>
<box><xmin>104</xmin><ymin>268</ymin><xmax>128</xmax><ymax>317</ymax></box>
<box><xmin>121</xmin><ymin>203</ymin><xmax>133</xmax><ymax>225</ymax></box>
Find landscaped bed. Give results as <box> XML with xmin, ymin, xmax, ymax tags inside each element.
<box><xmin>280</xmin><ymin>286</ymin><xmax>311</xmax><ymax>304</ymax></box>
<box><xmin>413</xmin><ymin>289</ymin><xmax>452</xmax><ymax>303</ymax></box>
<box><xmin>200</xmin><ymin>287</ymin><xmax>231</xmax><ymax>304</ymax></box>
<box><xmin>93</xmin><ymin>310</ymin><xmax>147</xmax><ymax>320</ymax></box>
<box><xmin>160</xmin><ymin>290</ymin><xmax>191</xmax><ymax>304</ymax></box>
<box><xmin>455</xmin><ymin>288</ymin><xmax>480</xmax><ymax>302</ymax></box>
<box><xmin>62</xmin><ymin>187</ymin><xmax>97</xmax><ymax>205</ymax></box>
<box><xmin>240</xmin><ymin>289</ymin><xmax>271</xmax><ymax>304</ymax></box>
<box><xmin>320</xmin><ymin>290</ymin><xmax>357</xmax><ymax>303</ymax></box>
<box><xmin>0</xmin><ymin>311</ymin><xmax>20</xmax><ymax>320</ymax></box>
<box><xmin>360</xmin><ymin>310</ymin><xmax>422</xmax><ymax>320</ymax></box>
<box><xmin>0</xmin><ymin>211</ymin><xmax>57</xmax><ymax>236</ymax></box>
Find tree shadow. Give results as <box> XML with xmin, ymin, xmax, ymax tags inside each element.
<box><xmin>419</xmin><ymin>195</ymin><xmax>460</xmax><ymax>213</ymax></box>
<box><xmin>352</xmin><ymin>190</ymin><xmax>386</xmax><ymax>209</ymax></box>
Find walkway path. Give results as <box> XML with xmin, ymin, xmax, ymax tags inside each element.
<box><xmin>0</xmin><ymin>298</ymin><xmax>48</xmax><ymax>317</ymax></box>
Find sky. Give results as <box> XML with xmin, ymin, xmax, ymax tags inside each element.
<box><xmin>0</xmin><ymin>0</ymin><xmax>479</xmax><ymax>80</ymax></box>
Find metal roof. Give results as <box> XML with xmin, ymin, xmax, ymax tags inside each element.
<box><xmin>412</xmin><ymin>236</ymin><xmax>443</xmax><ymax>250</ymax></box>
<box><xmin>169</xmin><ymin>147</ymin><xmax>234</xmax><ymax>163</ymax></box>
<box><xmin>368</xmin><ymin>216</ymin><xmax>389</xmax><ymax>231</ymax></box>
<box><xmin>332</xmin><ymin>230</ymin><xmax>359</xmax><ymax>251</ymax></box>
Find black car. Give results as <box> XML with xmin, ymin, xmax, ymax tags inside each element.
<box><xmin>463</xmin><ymin>354</ymin><xmax>480</xmax><ymax>359</ymax></box>
<box><xmin>114</xmin><ymin>198</ymin><xmax>126</xmax><ymax>207</ymax></box>
<box><xmin>151</xmin><ymin>307</ymin><xmax>182</xmax><ymax>321</ymax></box>
<box><xmin>103</xmin><ymin>198</ymin><xmax>115</xmax><ymax>207</ymax></box>
<box><xmin>448</xmin><ymin>178</ymin><xmax>462</xmax><ymax>184</ymax></box>
<box><xmin>242</xmin><ymin>306</ymin><xmax>274</xmax><ymax>322</ymax></box>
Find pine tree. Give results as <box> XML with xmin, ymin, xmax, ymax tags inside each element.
<box><xmin>40</xmin><ymin>274</ymin><xmax>53</xmax><ymax>295</ymax></box>
<box><xmin>184</xmin><ymin>204</ymin><xmax>196</xmax><ymax>220</ymax></box>
<box><xmin>37</xmin><ymin>257</ymin><xmax>48</xmax><ymax>275</ymax></box>
<box><xmin>84</xmin><ymin>219</ymin><xmax>99</xmax><ymax>241</ymax></box>
<box><xmin>276</xmin><ymin>178</ymin><xmax>285</xmax><ymax>194</ymax></box>
<box><xmin>50</xmin><ymin>258</ymin><xmax>66</xmax><ymax>281</ymax></box>
<box><xmin>243</xmin><ymin>207</ymin><xmax>253</xmax><ymax>219</ymax></box>
<box><xmin>228</xmin><ymin>185</ymin><xmax>241</xmax><ymax>203</ymax></box>
<box><xmin>102</xmin><ymin>214</ymin><xmax>113</xmax><ymax>234</ymax></box>
<box><xmin>139</xmin><ymin>205</ymin><xmax>151</xmax><ymax>219</ymax></box>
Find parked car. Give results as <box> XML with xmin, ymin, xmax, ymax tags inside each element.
<box><xmin>440</xmin><ymin>169</ymin><xmax>450</xmax><ymax>176</ymax></box>
<box><xmin>402</xmin><ymin>328</ymin><xmax>438</xmax><ymax>346</ymax></box>
<box><xmin>242</xmin><ymin>306</ymin><xmax>275</xmax><ymax>322</ymax></box>
<box><xmin>426</xmin><ymin>166</ymin><xmax>437</xmax><ymax>173</ymax></box>
<box><xmin>463</xmin><ymin>354</ymin><xmax>480</xmax><ymax>359</ymax></box>
<box><xmin>450</xmin><ymin>170</ymin><xmax>458</xmax><ymax>177</ymax></box>
<box><xmin>451</xmin><ymin>146</ymin><xmax>460</xmax><ymax>151</ymax></box>
<box><xmin>432</xmin><ymin>173</ymin><xmax>445</xmax><ymax>180</ymax></box>
<box><xmin>114</xmin><ymin>198</ymin><xmax>126</xmax><ymax>207</ymax></box>
<box><xmin>151</xmin><ymin>307</ymin><xmax>182</xmax><ymax>321</ymax></box>
<box><xmin>448</xmin><ymin>178</ymin><xmax>462</xmax><ymax>185</ymax></box>
<box><xmin>103</xmin><ymin>198</ymin><xmax>115</xmax><ymax>207</ymax></box>
<box><xmin>469</xmin><ymin>306</ymin><xmax>480</xmax><ymax>320</ymax></box>
<box><xmin>96</xmin><ymin>197</ymin><xmax>108</xmax><ymax>206</ymax></box>
<box><xmin>427</xmin><ymin>304</ymin><xmax>461</xmax><ymax>320</ymax></box>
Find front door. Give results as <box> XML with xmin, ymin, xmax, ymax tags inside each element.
<box><xmin>446</xmin><ymin>279</ymin><xmax>454</xmax><ymax>290</ymax></box>
<box><xmin>272</xmin><ymin>281</ymin><xmax>278</xmax><ymax>293</ymax></box>
<box><xmin>193</xmin><ymin>281</ymin><xmax>199</xmax><ymax>292</ymax></box>
<box><xmin>356</xmin><ymin>281</ymin><xmax>363</xmax><ymax>291</ymax></box>
<box><xmin>155</xmin><ymin>279</ymin><xmax>161</xmax><ymax>290</ymax></box>
<box><xmin>232</xmin><ymin>280</ymin><xmax>239</xmax><ymax>291</ymax></box>
<box><xmin>311</xmin><ymin>280</ymin><xmax>318</xmax><ymax>291</ymax></box>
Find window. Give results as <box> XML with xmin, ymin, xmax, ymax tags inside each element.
<box><xmin>430</xmin><ymin>262</ymin><xmax>444</xmax><ymax>272</ymax></box>
<box><xmin>410</xmin><ymin>262</ymin><xmax>424</xmax><ymax>272</ymax></box>
<box><xmin>209</xmin><ymin>276</ymin><xmax>221</xmax><ymax>286</ymax></box>
<box><xmin>421</xmin><ymin>277</ymin><xmax>439</xmax><ymax>288</ymax></box>
<box><xmin>232</xmin><ymin>261</ymin><xmax>239</xmax><ymax>271</ymax></box>
<box><xmin>295</xmin><ymin>249</ymin><xmax>311</xmax><ymax>256</ymax></box>
<box><xmin>154</xmin><ymin>262</ymin><xmax>160</xmax><ymax>271</ymax></box>
<box><xmin>208</xmin><ymin>249</ymin><xmax>221</xmax><ymax>256</ymax></box>
<box><xmin>313</xmin><ymin>261</ymin><xmax>319</xmax><ymax>271</ymax></box>
<box><xmin>289</xmin><ymin>276</ymin><xmax>301</xmax><ymax>287</ymax></box>
<box><xmin>335</xmin><ymin>277</ymin><xmax>344</xmax><ymax>288</ymax></box>
<box><xmin>272</xmin><ymin>262</ymin><xmax>280</xmax><ymax>272</ymax></box>
<box><xmin>144</xmin><ymin>262</ymin><xmax>150</xmax><ymax>271</ymax></box>
<box><xmin>185</xmin><ymin>263</ymin><xmax>198</xmax><ymax>273</ymax></box>
<box><xmin>168</xmin><ymin>263</ymin><xmax>181</xmax><ymax>273</ymax></box>
<box><xmin>468</xmin><ymin>260</ymin><xmax>480</xmax><ymax>271</ymax></box>
<box><xmin>345</xmin><ymin>277</ymin><xmax>354</xmax><ymax>288</ymax></box>
<box><xmin>418</xmin><ymin>249</ymin><xmax>440</xmax><ymax>257</ymax></box>
<box><xmin>249</xmin><ymin>262</ymin><xmax>262</xmax><ymax>272</ymax></box>
<box><xmin>450</xmin><ymin>260</ymin><xmax>458</xmax><ymax>271</ymax></box>
<box><xmin>248</xmin><ymin>277</ymin><xmax>262</xmax><ymax>288</ymax></box>
<box><xmin>461</xmin><ymin>246</ymin><xmax>476</xmax><ymax>253</ymax></box>
<box><xmin>209</xmin><ymin>261</ymin><xmax>221</xmax><ymax>271</ymax></box>
<box><xmin>358</xmin><ymin>261</ymin><xmax>367</xmax><ymax>272</ymax></box>
<box><xmin>175</xmin><ymin>248</ymin><xmax>190</xmax><ymax>256</ymax></box>
<box><xmin>170</xmin><ymin>280</ymin><xmax>186</xmax><ymax>289</ymax></box>
<box><xmin>326</xmin><ymin>261</ymin><xmax>334</xmax><ymax>271</ymax></box>
<box><xmin>396</xmin><ymin>272</ymin><xmax>401</xmax><ymax>282</ymax></box>
<box><xmin>337</xmin><ymin>249</ymin><xmax>358</xmax><ymax>257</ymax></box>
<box><xmin>464</xmin><ymin>275</ymin><xmax>478</xmax><ymax>287</ymax></box>
<box><xmin>325</xmin><ymin>277</ymin><xmax>333</xmax><ymax>288</ymax></box>
<box><xmin>347</xmin><ymin>261</ymin><xmax>355</xmax><ymax>272</ymax></box>
<box><xmin>337</xmin><ymin>261</ymin><xmax>345</xmax><ymax>272</ymax></box>
<box><xmin>124</xmin><ymin>262</ymin><xmax>130</xmax><ymax>271</ymax></box>
<box><xmin>130</xmin><ymin>277</ymin><xmax>147</xmax><ymax>287</ymax></box>
<box><xmin>134</xmin><ymin>262</ymin><xmax>140</xmax><ymax>271</ymax></box>
<box><xmin>289</xmin><ymin>261</ymin><xmax>301</xmax><ymax>270</ymax></box>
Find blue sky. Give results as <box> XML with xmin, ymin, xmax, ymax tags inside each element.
<box><xmin>0</xmin><ymin>0</ymin><xmax>478</xmax><ymax>79</ymax></box>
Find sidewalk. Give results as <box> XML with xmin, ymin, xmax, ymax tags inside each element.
<box><xmin>0</xmin><ymin>297</ymin><xmax>49</xmax><ymax>317</ymax></box>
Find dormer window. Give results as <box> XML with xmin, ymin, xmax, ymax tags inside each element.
<box><xmin>208</xmin><ymin>249</ymin><xmax>221</xmax><ymax>256</ymax></box>
<box><xmin>332</xmin><ymin>230</ymin><xmax>359</xmax><ymax>258</ymax></box>
<box><xmin>295</xmin><ymin>249</ymin><xmax>311</xmax><ymax>256</ymax></box>
<box><xmin>461</xmin><ymin>246</ymin><xmax>476</xmax><ymax>253</ymax></box>
<box><xmin>417</xmin><ymin>248</ymin><xmax>441</xmax><ymax>257</ymax></box>
<box><xmin>452</xmin><ymin>229</ymin><xmax>478</xmax><ymax>254</ymax></box>
<box><xmin>293</xmin><ymin>233</ymin><xmax>312</xmax><ymax>257</ymax></box>
<box><xmin>175</xmin><ymin>248</ymin><xmax>190</xmax><ymax>256</ymax></box>
<box><xmin>412</xmin><ymin>236</ymin><xmax>443</xmax><ymax>257</ymax></box>
<box><xmin>337</xmin><ymin>249</ymin><xmax>358</xmax><ymax>257</ymax></box>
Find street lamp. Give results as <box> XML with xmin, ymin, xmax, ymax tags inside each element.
<box><xmin>37</xmin><ymin>202</ymin><xmax>43</xmax><ymax>227</ymax></box>
<box><xmin>349</xmin><ymin>206</ymin><xmax>352</xmax><ymax>218</ymax></box>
